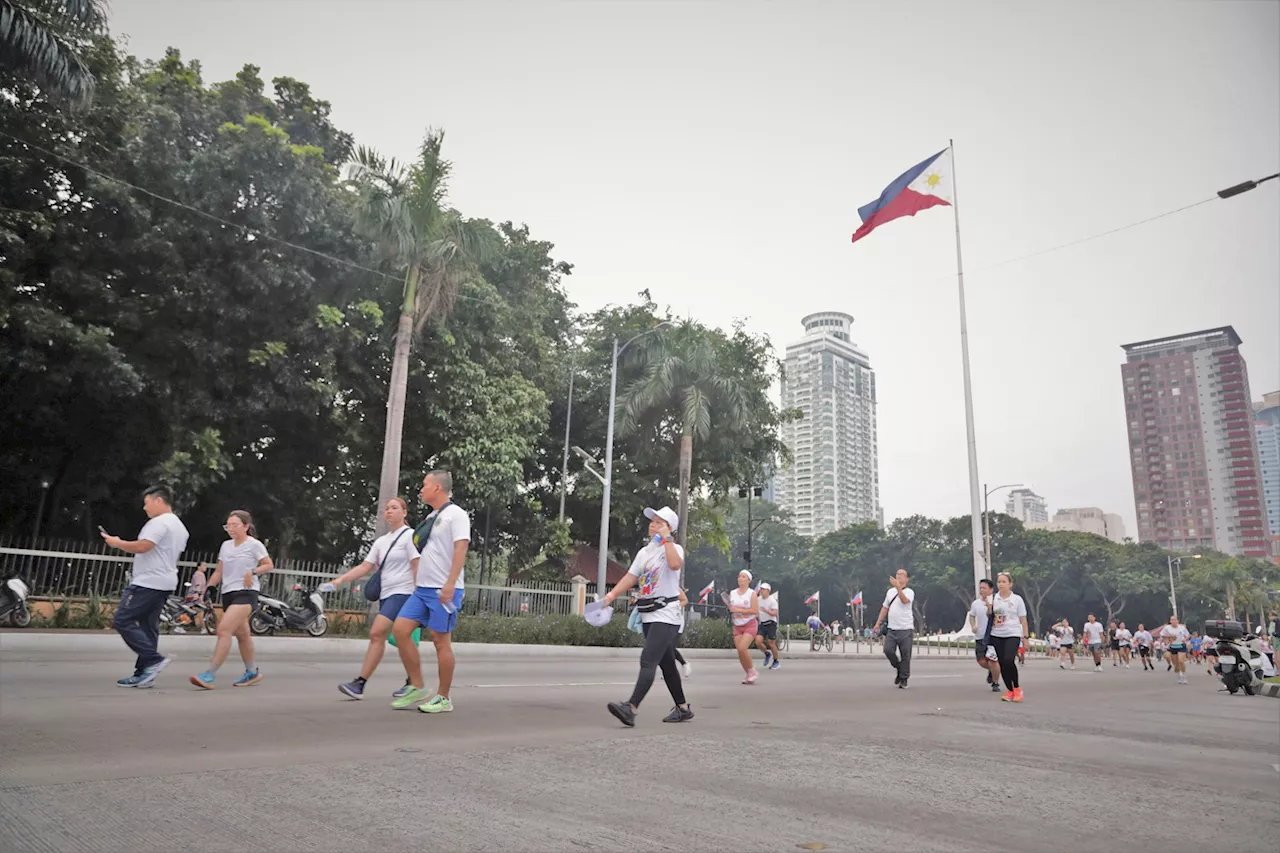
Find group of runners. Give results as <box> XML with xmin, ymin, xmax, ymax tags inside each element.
<box><xmin>1044</xmin><ymin>613</ymin><xmax>1207</xmax><ymax>684</ymax></box>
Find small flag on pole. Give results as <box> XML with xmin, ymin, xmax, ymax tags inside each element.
<box><xmin>851</xmin><ymin>591</ymin><xmax>863</xmax><ymax>606</ymax></box>
<box><xmin>851</xmin><ymin>149</ymin><xmax>952</xmax><ymax>244</ymax></box>
<box><xmin>805</xmin><ymin>591</ymin><xmax>820</xmax><ymax>605</ymax></box>
<box><xmin>697</xmin><ymin>580</ymin><xmax>714</xmax><ymax>605</ymax></box>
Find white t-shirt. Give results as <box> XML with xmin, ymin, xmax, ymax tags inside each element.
<box><xmin>218</xmin><ymin>537</ymin><xmax>270</xmax><ymax>593</ymax></box>
<box><xmin>627</xmin><ymin>541</ymin><xmax>685</xmax><ymax>625</ymax></box>
<box><xmin>969</xmin><ymin>597</ymin><xmax>991</xmax><ymax>638</ymax></box>
<box><xmin>364</xmin><ymin>525</ymin><xmax>419</xmax><ymax>599</ymax></box>
<box><xmin>1134</xmin><ymin>630</ymin><xmax>1153</xmax><ymax>647</ymax></box>
<box><xmin>1049</xmin><ymin>633</ymin><xmax>1061</xmax><ymax>649</ymax></box>
<box><xmin>757</xmin><ymin>593</ymin><xmax>779</xmax><ymax>624</ymax></box>
<box><xmin>729</xmin><ymin>588</ymin><xmax>757</xmax><ymax>626</ymax></box>
<box><xmin>1083</xmin><ymin>622</ymin><xmax>1105</xmax><ymax>645</ymax></box>
<box><xmin>1161</xmin><ymin>624</ymin><xmax>1190</xmax><ymax>646</ymax></box>
<box><xmin>129</xmin><ymin>512</ymin><xmax>190</xmax><ymax>591</ymax></box>
<box><xmin>990</xmin><ymin>592</ymin><xmax>1027</xmax><ymax>639</ymax></box>
<box><xmin>882</xmin><ymin>587</ymin><xmax>915</xmax><ymax>631</ymax></box>
<box><xmin>1115</xmin><ymin>628</ymin><xmax>1133</xmax><ymax>647</ymax></box>
<box><xmin>1058</xmin><ymin>625</ymin><xmax>1075</xmax><ymax>645</ymax></box>
<box><xmin>416</xmin><ymin>504</ymin><xmax>471</xmax><ymax>589</ymax></box>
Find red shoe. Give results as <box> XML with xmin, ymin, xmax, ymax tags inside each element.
<box><xmin>1011</xmin><ymin>687</ymin><xmax>1024</xmax><ymax>702</ymax></box>
<box><xmin>1000</xmin><ymin>690</ymin><xmax>1015</xmax><ymax>702</ymax></box>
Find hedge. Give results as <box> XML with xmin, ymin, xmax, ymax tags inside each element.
<box><xmin>453</xmin><ymin>612</ymin><xmax>736</xmax><ymax>649</ymax></box>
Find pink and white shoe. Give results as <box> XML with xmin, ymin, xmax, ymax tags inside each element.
<box><xmin>743</xmin><ymin>669</ymin><xmax>758</xmax><ymax>685</ymax></box>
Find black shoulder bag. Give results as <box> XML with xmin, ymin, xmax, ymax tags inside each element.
<box><xmin>364</xmin><ymin>527</ymin><xmax>411</xmax><ymax>602</ymax></box>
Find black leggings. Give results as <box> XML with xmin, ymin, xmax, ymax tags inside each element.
<box><xmin>991</xmin><ymin>635</ymin><xmax>1021</xmax><ymax>690</ymax></box>
<box><xmin>628</xmin><ymin>621</ymin><xmax>686</xmax><ymax>708</ymax></box>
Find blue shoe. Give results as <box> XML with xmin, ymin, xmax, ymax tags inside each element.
<box><xmin>770</xmin><ymin>660</ymin><xmax>781</xmax><ymax>670</ymax></box>
<box><xmin>339</xmin><ymin>679</ymin><xmax>365</xmax><ymax>699</ymax></box>
<box><xmin>190</xmin><ymin>670</ymin><xmax>216</xmax><ymax>689</ymax></box>
<box><xmin>763</xmin><ymin>652</ymin><xmax>774</xmax><ymax>668</ymax></box>
<box><xmin>135</xmin><ymin>656</ymin><xmax>172</xmax><ymax>688</ymax></box>
<box><xmin>392</xmin><ymin>680</ymin><xmax>413</xmax><ymax>699</ymax></box>
<box><xmin>117</xmin><ymin>674</ymin><xmax>144</xmax><ymax>687</ymax></box>
<box><xmin>233</xmin><ymin>670</ymin><xmax>263</xmax><ymax>687</ymax></box>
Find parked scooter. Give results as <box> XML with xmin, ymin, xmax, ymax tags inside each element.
<box><xmin>159</xmin><ymin>586</ymin><xmax>217</xmax><ymax>635</ymax></box>
<box><xmin>249</xmin><ymin>585</ymin><xmax>327</xmax><ymax>636</ymax></box>
<box><xmin>0</xmin><ymin>576</ymin><xmax>31</xmax><ymax>627</ymax></box>
<box><xmin>1205</xmin><ymin>619</ymin><xmax>1273</xmax><ymax>695</ymax></box>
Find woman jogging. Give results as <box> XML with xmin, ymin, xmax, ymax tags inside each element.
<box><xmin>1161</xmin><ymin>615</ymin><xmax>1191</xmax><ymax>684</ymax></box>
<box><xmin>1115</xmin><ymin>621</ymin><xmax>1133</xmax><ymax>668</ymax></box>
<box><xmin>990</xmin><ymin>572</ymin><xmax>1029</xmax><ymax>703</ymax></box>
<box><xmin>728</xmin><ymin>570</ymin><xmax>760</xmax><ymax>684</ymax></box>
<box><xmin>1057</xmin><ymin>619</ymin><xmax>1076</xmax><ymax>670</ymax></box>
<box><xmin>1108</xmin><ymin>621</ymin><xmax>1121</xmax><ymax>666</ymax></box>
<box><xmin>603</xmin><ymin>506</ymin><xmax>692</xmax><ymax>727</ymax></box>
<box><xmin>320</xmin><ymin>498</ymin><xmax>420</xmax><ymax>699</ymax></box>
<box><xmin>1134</xmin><ymin>624</ymin><xmax>1154</xmax><ymax>671</ymax></box>
<box><xmin>191</xmin><ymin>511</ymin><xmax>272</xmax><ymax>689</ymax></box>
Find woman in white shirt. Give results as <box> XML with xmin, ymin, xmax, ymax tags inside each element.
<box><xmin>727</xmin><ymin>570</ymin><xmax>761</xmax><ymax>684</ymax></box>
<box><xmin>320</xmin><ymin>498</ymin><xmax>420</xmax><ymax>700</ymax></box>
<box><xmin>1115</xmin><ymin>622</ymin><xmax>1133</xmax><ymax>668</ymax></box>
<box><xmin>1160</xmin><ymin>615</ymin><xmax>1192</xmax><ymax>684</ymax></box>
<box><xmin>191</xmin><ymin>510</ymin><xmax>272</xmax><ymax>689</ymax></box>
<box><xmin>989</xmin><ymin>572</ymin><xmax>1029</xmax><ymax>703</ymax></box>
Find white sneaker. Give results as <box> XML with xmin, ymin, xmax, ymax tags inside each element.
<box><xmin>1095</xmin><ymin>665</ymin><xmax>1101</xmax><ymax>672</ymax></box>
<box><xmin>681</xmin><ymin>661</ymin><xmax>692</xmax><ymax>679</ymax></box>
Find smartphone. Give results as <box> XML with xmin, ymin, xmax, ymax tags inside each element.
<box><xmin>97</xmin><ymin>525</ymin><xmax>107</xmax><ymax>535</ymax></box>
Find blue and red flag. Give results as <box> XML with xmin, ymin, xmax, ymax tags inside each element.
<box><xmin>851</xmin><ymin>149</ymin><xmax>952</xmax><ymax>244</ymax></box>
<box><xmin>851</xmin><ymin>591</ymin><xmax>863</xmax><ymax>606</ymax></box>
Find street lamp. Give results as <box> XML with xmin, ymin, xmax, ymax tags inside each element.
<box><xmin>558</xmin><ymin>357</ymin><xmax>576</xmax><ymax>525</ymax></box>
<box><xmin>32</xmin><ymin>479</ymin><xmax>51</xmax><ymax>545</ymax></box>
<box><xmin>572</xmin><ymin>446</ymin><xmax>606</xmax><ymax>486</ymax></box>
<box><xmin>982</xmin><ymin>482</ymin><xmax>1022</xmax><ymax>573</ymax></box>
<box><xmin>1165</xmin><ymin>553</ymin><xmax>1201</xmax><ymax>620</ymax></box>
<box><xmin>737</xmin><ymin>485</ymin><xmax>766</xmax><ymax>576</ymax></box>
<box><xmin>1217</xmin><ymin>172</ymin><xmax>1279</xmax><ymax>199</ymax></box>
<box><xmin>596</xmin><ymin>321</ymin><xmax>672</xmax><ymax>597</ymax></box>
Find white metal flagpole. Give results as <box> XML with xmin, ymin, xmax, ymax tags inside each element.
<box><xmin>948</xmin><ymin>139</ymin><xmax>986</xmax><ymax>598</ymax></box>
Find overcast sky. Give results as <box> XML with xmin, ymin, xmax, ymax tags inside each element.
<box><xmin>107</xmin><ymin>0</ymin><xmax>1280</xmax><ymax>535</ymax></box>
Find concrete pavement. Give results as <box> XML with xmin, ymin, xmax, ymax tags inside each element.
<box><xmin>1</xmin><ymin>642</ymin><xmax>1277</xmax><ymax>853</ymax></box>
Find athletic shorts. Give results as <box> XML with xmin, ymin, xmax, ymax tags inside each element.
<box><xmin>1110</xmin><ymin>641</ymin><xmax>1121</xmax><ymax>650</ymax></box>
<box><xmin>1061</xmin><ymin>642</ymin><xmax>1074</xmax><ymax>649</ymax></box>
<box><xmin>758</xmin><ymin>620</ymin><xmax>777</xmax><ymax>640</ymax></box>
<box><xmin>397</xmin><ymin>587</ymin><xmax>463</xmax><ymax>635</ymax></box>
<box><xmin>221</xmin><ymin>590</ymin><xmax>259</xmax><ymax>608</ymax></box>
<box><xmin>1169</xmin><ymin>643</ymin><xmax>1187</xmax><ymax>655</ymax></box>
<box><xmin>975</xmin><ymin>639</ymin><xmax>990</xmax><ymax>660</ymax></box>
<box><xmin>377</xmin><ymin>593</ymin><xmax>411</xmax><ymax>622</ymax></box>
<box><xmin>1087</xmin><ymin>642</ymin><xmax>1102</xmax><ymax>652</ymax></box>
<box><xmin>1138</xmin><ymin>645</ymin><xmax>1151</xmax><ymax>656</ymax></box>
<box><xmin>1204</xmin><ymin>648</ymin><xmax>1218</xmax><ymax>657</ymax></box>
<box><xmin>733</xmin><ymin>618</ymin><xmax>758</xmax><ymax>638</ymax></box>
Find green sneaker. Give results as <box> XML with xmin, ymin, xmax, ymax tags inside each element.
<box><xmin>418</xmin><ymin>694</ymin><xmax>453</xmax><ymax>714</ymax></box>
<box><xmin>390</xmin><ymin>687</ymin><xmax>431</xmax><ymax>710</ymax></box>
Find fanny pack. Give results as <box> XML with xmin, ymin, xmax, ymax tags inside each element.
<box><xmin>636</xmin><ymin>596</ymin><xmax>678</xmax><ymax>613</ymax></box>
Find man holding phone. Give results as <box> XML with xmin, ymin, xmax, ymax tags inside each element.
<box><xmin>873</xmin><ymin>568</ymin><xmax>915</xmax><ymax>689</ymax></box>
<box><xmin>100</xmin><ymin>485</ymin><xmax>189</xmax><ymax>687</ymax></box>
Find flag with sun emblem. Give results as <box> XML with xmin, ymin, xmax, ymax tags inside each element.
<box><xmin>850</xmin><ymin>149</ymin><xmax>952</xmax><ymax>244</ymax></box>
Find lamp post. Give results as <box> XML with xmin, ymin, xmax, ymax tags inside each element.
<box><xmin>558</xmin><ymin>359</ymin><xmax>575</xmax><ymax>525</ymax></box>
<box><xmin>1167</xmin><ymin>556</ymin><xmax>1181</xmax><ymax>620</ymax></box>
<box><xmin>32</xmin><ymin>479</ymin><xmax>51</xmax><ymax>545</ymax></box>
<box><xmin>738</xmin><ymin>485</ymin><xmax>766</xmax><ymax>576</ymax></box>
<box><xmin>595</xmin><ymin>322</ymin><xmax>672</xmax><ymax>597</ymax></box>
<box><xmin>982</xmin><ymin>482</ymin><xmax>1022</xmax><ymax>573</ymax></box>
<box><xmin>1217</xmin><ymin>172</ymin><xmax>1279</xmax><ymax>199</ymax></box>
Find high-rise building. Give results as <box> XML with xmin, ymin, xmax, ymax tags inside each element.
<box><xmin>1120</xmin><ymin>327</ymin><xmax>1268</xmax><ymax>557</ymax></box>
<box><xmin>1254</xmin><ymin>391</ymin><xmax>1280</xmax><ymax>548</ymax></box>
<box><xmin>776</xmin><ymin>312</ymin><xmax>880</xmax><ymax>538</ymax></box>
<box><xmin>1005</xmin><ymin>488</ymin><xmax>1049</xmax><ymax>524</ymax></box>
<box><xmin>1028</xmin><ymin>507</ymin><xmax>1127</xmax><ymax>543</ymax></box>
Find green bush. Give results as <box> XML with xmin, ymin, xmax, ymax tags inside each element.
<box><xmin>452</xmin><ymin>613</ymin><xmax>737</xmax><ymax>649</ymax></box>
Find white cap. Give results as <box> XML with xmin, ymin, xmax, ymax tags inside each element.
<box><xmin>739</xmin><ymin>569</ymin><xmax>753</xmax><ymax>581</ymax></box>
<box><xmin>760</xmin><ymin>582</ymin><xmax>771</xmax><ymax>590</ymax></box>
<box><xmin>644</xmin><ymin>506</ymin><xmax>679</xmax><ymax>531</ymax></box>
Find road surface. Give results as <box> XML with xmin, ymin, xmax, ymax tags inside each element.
<box><xmin>1</xmin><ymin>642</ymin><xmax>1276</xmax><ymax>852</ymax></box>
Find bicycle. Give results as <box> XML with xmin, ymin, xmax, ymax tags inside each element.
<box><xmin>810</xmin><ymin>627</ymin><xmax>834</xmax><ymax>652</ymax></box>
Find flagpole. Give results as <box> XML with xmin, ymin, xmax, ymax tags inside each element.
<box><xmin>948</xmin><ymin>139</ymin><xmax>986</xmax><ymax>598</ymax></box>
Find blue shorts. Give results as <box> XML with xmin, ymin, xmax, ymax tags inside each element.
<box><xmin>377</xmin><ymin>593</ymin><xmax>411</xmax><ymax>621</ymax></box>
<box><xmin>397</xmin><ymin>587</ymin><xmax>463</xmax><ymax>635</ymax></box>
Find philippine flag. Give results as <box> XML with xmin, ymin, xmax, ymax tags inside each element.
<box><xmin>805</xmin><ymin>591</ymin><xmax>820</xmax><ymax>604</ymax></box>
<box><xmin>698</xmin><ymin>581</ymin><xmax>715</xmax><ymax>598</ymax></box>
<box><xmin>851</xmin><ymin>591</ymin><xmax>863</xmax><ymax>606</ymax></box>
<box><xmin>850</xmin><ymin>149</ymin><xmax>952</xmax><ymax>244</ymax></box>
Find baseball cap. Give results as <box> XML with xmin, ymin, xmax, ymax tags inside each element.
<box><xmin>643</xmin><ymin>506</ymin><xmax>679</xmax><ymax>531</ymax></box>
<box><xmin>760</xmin><ymin>582</ymin><xmax>771</xmax><ymax>591</ymax></box>
<box><xmin>583</xmin><ymin>599</ymin><xmax>614</xmax><ymax>628</ymax></box>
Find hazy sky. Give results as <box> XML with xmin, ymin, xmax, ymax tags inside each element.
<box><xmin>107</xmin><ymin>1</ymin><xmax>1280</xmax><ymax>535</ymax></box>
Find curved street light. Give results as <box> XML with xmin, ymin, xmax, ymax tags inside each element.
<box><xmin>982</xmin><ymin>482</ymin><xmax>1023</xmax><ymax>572</ymax></box>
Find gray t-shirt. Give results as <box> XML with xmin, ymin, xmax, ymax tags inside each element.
<box><xmin>130</xmin><ymin>513</ymin><xmax>190</xmax><ymax>591</ymax></box>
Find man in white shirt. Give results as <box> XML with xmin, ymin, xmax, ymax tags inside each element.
<box><xmin>1082</xmin><ymin>614</ymin><xmax>1106</xmax><ymax>671</ymax></box>
<box><xmin>101</xmin><ymin>485</ymin><xmax>190</xmax><ymax>688</ymax></box>
<box><xmin>1134</xmin><ymin>624</ymin><xmax>1155</xmax><ymax>671</ymax></box>
<box><xmin>968</xmin><ymin>578</ymin><xmax>1000</xmax><ymax>692</ymax></box>
<box><xmin>753</xmin><ymin>582</ymin><xmax>782</xmax><ymax>670</ymax></box>
<box><xmin>391</xmin><ymin>471</ymin><xmax>471</xmax><ymax>715</ymax></box>
<box><xmin>872</xmin><ymin>568</ymin><xmax>915</xmax><ymax>689</ymax></box>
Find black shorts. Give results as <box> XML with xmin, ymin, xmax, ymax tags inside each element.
<box><xmin>975</xmin><ymin>639</ymin><xmax>991</xmax><ymax>660</ymax></box>
<box><xmin>1110</xmin><ymin>641</ymin><xmax>1121</xmax><ymax>651</ymax></box>
<box><xmin>1204</xmin><ymin>648</ymin><xmax>1218</xmax><ymax>657</ymax></box>
<box><xmin>221</xmin><ymin>590</ymin><xmax>259</xmax><ymax>608</ymax></box>
<box><xmin>758</xmin><ymin>621</ymin><xmax>777</xmax><ymax>640</ymax></box>
<box><xmin>1168</xmin><ymin>644</ymin><xmax>1187</xmax><ymax>655</ymax></box>
<box><xmin>1061</xmin><ymin>643</ymin><xmax>1074</xmax><ymax>650</ymax></box>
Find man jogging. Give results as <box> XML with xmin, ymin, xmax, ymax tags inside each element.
<box><xmin>1134</xmin><ymin>624</ymin><xmax>1154</xmax><ymax>671</ymax></box>
<box><xmin>968</xmin><ymin>578</ymin><xmax>1000</xmax><ymax>692</ymax></box>
<box><xmin>101</xmin><ymin>485</ymin><xmax>190</xmax><ymax>688</ymax></box>
<box><xmin>1082</xmin><ymin>614</ymin><xmax>1105</xmax><ymax>672</ymax></box>
<box><xmin>754</xmin><ymin>582</ymin><xmax>782</xmax><ymax>670</ymax></box>
<box><xmin>873</xmin><ymin>568</ymin><xmax>915</xmax><ymax>689</ymax></box>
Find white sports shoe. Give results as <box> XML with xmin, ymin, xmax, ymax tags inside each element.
<box><xmin>681</xmin><ymin>661</ymin><xmax>692</xmax><ymax>678</ymax></box>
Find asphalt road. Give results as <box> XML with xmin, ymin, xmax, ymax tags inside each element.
<box><xmin>1</xmin><ymin>643</ymin><xmax>1277</xmax><ymax>853</ymax></box>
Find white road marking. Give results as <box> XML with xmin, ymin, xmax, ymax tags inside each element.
<box><xmin>909</xmin><ymin>674</ymin><xmax>964</xmax><ymax>679</ymax></box>
<box><xmin>469</xmin><ymin>682</ymin><xmax>634</xmax><ymax>689</ymax></box>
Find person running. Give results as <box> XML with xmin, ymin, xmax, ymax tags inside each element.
<box><xmin>990</xmin><ymin>572</ymin><xmax>1029</xmax><ymax>702</ymax></box>
<box><xmin>603</xmin><ymin>506</ymin><xmax>691</xmax><ymax>726</ymax></box>
<box><xmin>727</xmin><ymin>570</ymin><xmax>760</xmax><ymax>684</ymax></box>
<box><xmin>1082</xmin><ymin>614</ymin><xmax>1105</xmax><ymax>672</ymax></box>
<box><xmin>1202</xmin><ymin>627</ymin><xmax>1219</xmax><ymax>673</ymax></box>
<box><xmin>1161</xmin><ymin>615</ymin><xmax>1191</xmax><ymax>684</ymax></box>
<box><xmin>754</xmin><ymin>582</ymin><xmax>782</xmax><ymax>670</ymax></box>
<box><xmin>1048</xmin><ymin>629</ymin><xmax>1061</xmax><ymax>661</ymax></box>
<box><xmin>390</xmin><ymin>471</ymin><xmax>470</xmax><ymax>715</ymax></box>
<box><xmin>1134</xmin><ymin>624</ymin><xmax>1154</xmax><ymax>670</ymax></box>
<box><xmin>320</xmin><ymin>498</ymin><xmax>420</xmax><ymax>699</ymax></box>
<box><xmin>1189</xmin><ymin>631</ymin><xmax>1204</xmax><ymax>666</ymax></box>
<box><xmin>1057</xmin><ymin>619</ymin><xmax>1077</xmax><ymax>670</ymax></box>
<box><xmin>1115</xmin><ymin>622</ymin><xmax>1133</xmax><ymax>668</ymax></box>
<box><xmin>1108</xmin><ymin>621</ymin><xmax>1121</xmax><ymax>666</ymax></box>
<box><xmin>191</xmin><ymin>510</ymin><xmax>272</xmax><ymax>689</ymax></box>
<box><xmin>102</xmin><ymin>485</ymin><xmax>190</xmax><ymax>688</ymax></box>
<box><xmin>872</xmin><ymin>568</ymin><xmax>915</xmax><ymax>689</ymax></box>
<box><xmin>968</xmin><ymin>578</ymin><xmax>1001</xmax><ymax>693</ymax></box>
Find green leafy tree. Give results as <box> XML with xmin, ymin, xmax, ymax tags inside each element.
<box><xmin>1</xmin><ymin>0</ymin><xmax>106</xmax><ymax>104</ymax></box>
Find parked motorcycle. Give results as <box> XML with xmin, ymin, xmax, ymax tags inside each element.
<box><xmin>250</xmin><ymin>585</ymin><xmax>327</xmax><ymax>636</ymax></box>
<box><xmin>159</xmin><ymin>586</ymin><xmax>217</xmax><ymax>635</ymax></box>
<box><xmin>0</xmin><ymin>576</ymin><xmax>31</xmax><ymax>627</ymax></box>
<box><xmin>1205</xmin><ymin>619</ymin><xmax>1271</xmax><ymax>695</ymax></box>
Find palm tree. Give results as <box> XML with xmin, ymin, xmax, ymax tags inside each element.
<box><xmin>346</xmin><ymin>129</ymin><xmax>494</xmax><ymax>532</ymax></box>
<box><xmin>1</xmin><ymin>0</ymin><xmax>106</xmax><ymax>104</ymax></box>
<box><xmin>619</xmin><ymin>322</ymin><xmax>750</xmax><ymax>573</ymax></box>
